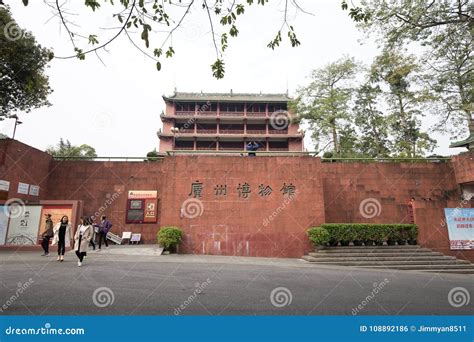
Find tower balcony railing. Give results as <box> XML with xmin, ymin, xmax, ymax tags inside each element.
<box><xmin>196</xmin><ymin>146</ymin><xmax>216</xmax><ymax>150</ymax></box>
<box><xmin>196</xmin><ymin>129</ymin><xmax>217</xmax><ymax>134</ymax></box>
<box><xmin>219</xmin><ymin>112</ymin><xmax>245</xmax><ymax>117</ymax></box>
<box><xmin>219</xmin><ymin>129</ymin><xmax>245</xmax><ymax>134</ymax></box>
<box><xmin>176</xmin><ymin>128</ymin><xmax>195</xmax><ymax>133</ymax></box>
<box><xmin>197</xmin><ymin>111</ymin><xmax>218</xmax><ymax>116</ymax></box>
<box><xmin>175</xmin><ymin>111</ymin><xmax>195</xmax><ymax>116</ymax></box>
<box><xmin>246</xmin><ymin>129</ymin><xmax>267</xmax><ymax>134</ymax></box>
<box><xmin>268</xmin><ymin>129</ymin><xmax>288</xmax><ymax>134</ymax></box>
<box><xmin>246</xmin><ymin>112</ymin><xmax>267</xmax><ymax>117</ymax></box>
<box><xmin>174</xmin><ymin>146</ymin><xmax>194</xmax><ymax>150</ymax></box>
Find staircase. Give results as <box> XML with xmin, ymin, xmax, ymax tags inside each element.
<box><xmin>302</xmin><ymin>245</ymin><xmax>474</xmax><ymax>274</ymax></box>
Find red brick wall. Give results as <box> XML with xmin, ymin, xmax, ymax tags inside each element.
<box><xmin>0</xmin><ymin>139</ymin><xmax>52</xmax><ymax>202</ymax></box>
<box><xmin>451</xmin><ymin>151</ymin><xmax>474</xmax><ymax>184</ymax></box>
<box><xmin>321</xmin><ymin>161</ymin><xmax>458</xmax><ymax>224</ymax></box>
<box><xmin>2</xmin><ymin>139</ymin><xmax>474</xmax><ymax>260</ymax></box>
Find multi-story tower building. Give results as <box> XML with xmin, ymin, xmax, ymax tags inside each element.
<box><xmin>158</xmin><ymin>91</ymin><xmax>304</xmax><ymax>152</ymax></box>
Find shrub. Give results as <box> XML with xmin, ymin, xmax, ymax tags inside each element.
<box><xmin>307</xmin><ymin>224</ymin><xmax>418</xmax><ymax>246</ymax></box>
<box><xmin>157</xmin><ymin>226</ymin><xmax>183</xmax><ymax>251</ymax></box>
<box><xmin>307</xmin><ymin>227</ymin><xmax>330</xmax><ymax>246</ymax></box>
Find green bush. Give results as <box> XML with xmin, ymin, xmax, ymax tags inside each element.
<box><xmin>308</xmin><ymin>224</ymin><xmax>418</xmax><ymax>246</ymax></box>
<box><xmin>307</xmin><ymin>227</ymin><xmax>330</xmax><ymax>246</ymax></box>
<box><xmin>157</xmin><ymin>226</ymin><xmax>183</xmax><ymax>251</ymax></box>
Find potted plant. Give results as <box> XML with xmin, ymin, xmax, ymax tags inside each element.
<box><xmin>397</xmin><ymin>225</ymin><xmax>408</xmax><ymax>245</ymax></box>
<box><xmin>307</xmin><ymin>227</ymin><xmax>330</xmax><ymax>250</ymax></box>
<box><xmin>386</xmin><ymin>226</ymin><xmax>398</xmax><ymax>245</ymax></box>
<box><xmin>352</xmin><ymin>225</ymin><xmax>364</xmax><ymax>246</ymax></box>
<box><xmin>157</xmin><ymin>226</ymin><xmax>183</xmax><ymax>253</ymax></box>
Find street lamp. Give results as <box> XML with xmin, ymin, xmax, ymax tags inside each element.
<box><xmin>8</xmin><ymin>115</ymin><xmax>22</xmax><ymax>140</ymax></box>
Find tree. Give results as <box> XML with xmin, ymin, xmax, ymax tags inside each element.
<box><xmin>358</xmin><ymin>0</ymin><xmax>473</xmax><ymax>135</ymax></box>
<box><xmin>17</xmin><ymin>0</ymin><xmax>366</xmax><ymax>79</ymax></box>
<box><xmin>0</xmin><ymin>6</ymin><xmax>53</xmax><ymax>120</ymax></box>
<box><xmin>370</xmin><ymin>50</ymin><xmax>436</xmax><ymax>157</ymax></box>
<box><xmin>45</xmin><ymin>138</ymin><xmax>97</xmax><ymax>159</ymax></box>
<box><xmin>423</xmin><ymin>24</ymin><xmax>473</xmax><ymax>138</ymax></box>
<box><xmin>352</xmin><ymin>83</ymin><xmax>391</xmax><ymax>157</ymax></box>
<box><xmin>294</xmin><ymin>56</ymin><xmax>358</xmax><ymax>155</ymax></box>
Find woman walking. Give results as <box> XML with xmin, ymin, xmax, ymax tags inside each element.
<box><xmin>74</xmin><ymin>217</ymin><xmax>93</xmax><ymax>267</ymax></box>
<box><xmin>52</xmin><ymin>216</ymin><xmax>72</xmax><ymax>262</ymax></box>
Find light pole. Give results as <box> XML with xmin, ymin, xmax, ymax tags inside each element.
<box><xmin>9</xmin><ymin>115</ymin><xmax>23</xmax><ymax>140</ymax></box>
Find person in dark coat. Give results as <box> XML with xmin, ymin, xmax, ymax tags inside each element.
<box><xmin>40</xmin><ymin>214</ymin><xmax>54</xmax><ymax>256</ymax></box>
<box><xmin>95</xmin><ymin>215</ymin><xmax>112</xmax><ymax>250</ymax></box>
<box><xmin>247</xmin><ymin>141</ymin><xmax>259</xmax><ymax>157</ymax></box>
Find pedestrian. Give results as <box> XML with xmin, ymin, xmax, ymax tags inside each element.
<box><xmin>88</xmin><ymin>215</ymin><xmax>96</xmax><ymax>251</ymax></box>
<box><xmin>247</xmin><ymin>141</ymin><xmax>259</xmax><ymax>157</ymax></box>
<box><xmin>74</xmin><ymin>216</ymin><xmax>93</xmax><ymax>267</ymax></box>
<box><xmin>95</xmin><ymin>215</ymin><xmax>112</xmax><ymax>251</ymax></box>
<box><xmin>51</xmin><ymin>215</ymin><xmax>72</xmax><ymax>262</ymax></box>
<box><xmin>40</xmin><ymin>214</ymin><xmax>54</xmax><ymax>256</ymax></box>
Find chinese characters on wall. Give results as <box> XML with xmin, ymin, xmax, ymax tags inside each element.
<box><xmin>188</xmin><ymin>181</ymin><xmax>297</xmax><ymax>199</ymax></box>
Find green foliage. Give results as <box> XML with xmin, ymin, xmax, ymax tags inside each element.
<box><xmin>358</xmin><ymin>0</ymin><xmax>473</xmax><ymax>139</ymax></box>
<box><xmin>146</xmin><ymin>148</ymin><xmax>160</xmax><ymax>162</ymax></box>
<box><xmin>310</xmin><ymin>224</ymin><xmax>418</xmax><ymax>246</ymax></box>
<box><xmin>0</xmin><ymin>7</ymin><xmax>53</xmax><ymax>119</ymax></box>
<box><xmin>294</xmin><ymin>56</ymin><xmax>358</xmax><ymax>155</ymax></box>
<box><xmin>157</xmin><ymin>226</ymin><xmax>183</xmax><ymax>251</ymax></box>
<box><xmin>307</xmin><ymin>227</ymin><xmax>330</xmax><ymax>246</ymax></box>
<box><xmin>45</xmin><ymin>138</ymin><xmax>97</xmax><ymax>159</ymax></box>
<box><xmin>370</xmin><ymin>49</ymin><xmax>436</xmax><ymax>157</ymax></box>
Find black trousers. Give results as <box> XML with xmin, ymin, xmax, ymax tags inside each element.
<box><xmin>75</xmin><ymin>235</ymin><xmax>86</xmax><ymax>261</ymax></box>
<box><xmin>98</xmin><ymin>231</ymin><xmax>108</xmax><ymax>249</ymax></box>
<box><xmin>57</xmin><ymin>235</ymin><xmax>66</xmax><ymax>255</ymax></box>
<box><xmin>41</xmin><ymin>236</ymin><xmax>51</xmax><ymax>253</ymax></box>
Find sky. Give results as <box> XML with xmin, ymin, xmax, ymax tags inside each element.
<box><xmin>1</xmin><ymin>0</ymin><xmax>465</xmax><ymax>156</ymax></box>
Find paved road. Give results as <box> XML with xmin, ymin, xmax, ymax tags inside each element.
<box><xmin>0</xmin><ymin>251</ymin><xmax>472</xmax><ymax>315</ymax></box>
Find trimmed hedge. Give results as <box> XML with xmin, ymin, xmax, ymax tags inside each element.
<box><xmin>307</xmin><ymin>224</ymin><xmax>418</xmax><ymax>247</ymax></box>
<box><xmin>307</xmin><ymin>227</ymin><xmax>330</xmax><ymax>246</ymax></box>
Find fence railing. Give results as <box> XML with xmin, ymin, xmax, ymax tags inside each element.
<box><xmin>52</xmin><ymin>153</ymin><xmax>452</xmax><ymax>163</ymax></box>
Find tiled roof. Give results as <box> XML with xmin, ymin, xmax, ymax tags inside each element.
<box><xmin>162</xmin><ymin>92</ymin><xmax>291</xmax><ymax>103</ymax></box>
<box><xmin>450</xmin><ymin>133</ymin><xmax>474</xmax><ymax>148</ymax></box>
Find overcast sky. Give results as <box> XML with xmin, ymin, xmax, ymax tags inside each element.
<box><xmin>1</xmin><ymin>0</ymin><xmax>464</xmax><ymax>156</ymax></box>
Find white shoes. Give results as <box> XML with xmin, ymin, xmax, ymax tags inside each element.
<box><xmin>77</xmin><ymin>261</ymin><xmax>82</xmax><ymax>267</ymax></box>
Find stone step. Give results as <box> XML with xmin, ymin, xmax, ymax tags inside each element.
<box><xmin>314</xmin><ymin>247</ymin><xmax>431</xmax><ymax>254</ymax></box>
<box><xmin>301</xmin><ymin>259</ymin><xmax>471</xmax><ymax>266</ymax></box>
<box><xmin>355</xmin><ymin>264</ymin><xmax>474</xmax><ymax>270</ymax></box>
<box><xmin>305</xmin><ymin>255</ymin><xmax>457</xmax><ymax>262</ymax></box>
<box><xmin>418</xmin><ymin>269</ymin><xmax>474</xmax><ymax>274</ymax></box>
<box><xmin>308</xmin><ymin>252</ymin><xmax>443</xmax><ymax>258</ymax></box>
